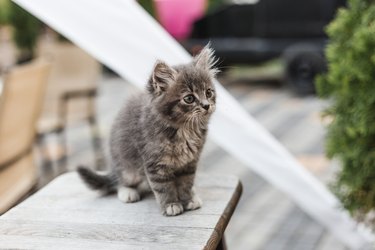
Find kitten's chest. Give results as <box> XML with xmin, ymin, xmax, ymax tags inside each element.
<box><xmin>161</xmin><ymin>130</ymin><xmax>203</xmax><ymax>167</ymax></box>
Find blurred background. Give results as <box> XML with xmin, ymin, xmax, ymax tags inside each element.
<box><xmin>1</xmin><ymin>0</ymin><xmax>374</xmax><ymax>249</ymax></box>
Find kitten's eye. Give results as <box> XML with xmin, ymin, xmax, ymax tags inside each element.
<box><xmin>183</xmin><ymin>95</ymin><xmax>195</xmax><ymax>104</ymax></box>
<box><xmin>206</xmin><ymin>89</ymin><xmax>213</xmax><ymax>98</ymax></box>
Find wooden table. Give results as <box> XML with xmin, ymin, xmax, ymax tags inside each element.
<box><xmin>0</xmin><ymin>172</ymin><xmax>242</xmax><ymax>250</ymax></box>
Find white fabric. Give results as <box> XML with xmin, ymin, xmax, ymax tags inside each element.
<box><xmin>13</xmin><ymin>0</ymin><xmax>374</xmax><ymax>248</ymax></box>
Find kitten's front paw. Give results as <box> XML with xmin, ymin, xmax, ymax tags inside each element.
<box><xmin>185</xmin><ymin>195</ymin><xmax>202</xmax><ymax>211</ymax></box>
<box><xmin>163</xmin><ymin>203</ymin><xmax>184</xmax><ymax>216</ymax></box>
<box><xmin>118</xmin><ymin>187</ymin><xmax>140</xmax><ymax>203</ymax></box>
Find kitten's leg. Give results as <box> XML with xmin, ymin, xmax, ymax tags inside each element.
<box><xmin>176</xmin><ymin>172</ymin><xmax>202</xmax><ymax>211</ymax></box>
<box><xmin>136</xmin><ymin>178</ymin><xmax>151</xmax><ymax>196</ymax></box>
<box><xmin>117</xmin><ymin>186</ymin><xmax>140</xmax><ymax>203</ymax></box>
<box><xmin>146</xmin><ymin>164</ymin><xmax>183</xmax><ymax>216</ymax></box>
<box><xmin>117</xmin><ymin>168</ymin><xmax>142</xmax><ymax>203</ymax></box>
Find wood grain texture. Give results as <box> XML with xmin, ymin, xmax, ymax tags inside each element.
<box><xmin>0</xmin><ymin>172</ymin><xmax>241</xmax><ymax>250</ymax></box>
<box><xmin>0</xmin><ymin>60</ymin><xmax>50</xmax><ymax>213</ymax></box>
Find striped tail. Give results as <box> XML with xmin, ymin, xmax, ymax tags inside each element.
<box><xmin>77</xmin><ymin>166</ymin><xmax>118</xmax><ymax>194</ymax></box>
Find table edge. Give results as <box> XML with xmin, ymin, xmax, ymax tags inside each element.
<box><xmin>204</xmin><ymin>179</ymin><xmax>243</xmax><ymax>250</ymax></box>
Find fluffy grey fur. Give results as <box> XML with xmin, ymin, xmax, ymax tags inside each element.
<box><xmin>78</xmin><ymin>45</ymin><xmax>218</xmax><ymax>216</ymax></box>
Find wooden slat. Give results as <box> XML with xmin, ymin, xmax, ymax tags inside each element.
<box><xmin>0</xmin><ymin>235</ymin><xmax>203</xmax><ymax>250</ymax></box>
<box><xmin>0</xmin><ymin>172</ymin><xmax>241</xmax><ymax>249</ymax></box>
<box><xmin>0</xmin><ymin>220</ymin><xmax>213</xmax><ymax>246</ymax></box>
<box><xmin>0</xmin><ymin>60</ymin><xmax>50</xmax><ymax>213</ymax></box>
<box><xmin>0</xmin><ymin>60</ymin><xmax>50</xmax><ymax>165</ymax></box>
<box><xmin>0</xmin><ymin>152</ymin><xmax>36</xmax><ymax>213</ymax></box>
<box><xmin>2</xmin><ymin>207</ymin><xmax>222</xmax><ymax>227</ymax></box>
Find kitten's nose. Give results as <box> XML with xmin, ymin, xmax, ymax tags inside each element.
<box><xmin>202</xmin><ymin>103</ymin><xmax>210</xmax><ymax>110</ymax></box>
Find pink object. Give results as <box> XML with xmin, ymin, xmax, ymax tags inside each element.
<box><xmin>154</xmin><ymin>0</ymin><xmax>207</xmax><ymax>40</ymax></box>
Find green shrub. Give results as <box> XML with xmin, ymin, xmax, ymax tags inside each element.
<box><xmin>137</xmin><ymin>0</ymin><xmax>155</xmax><ymax>17</ymax></box>
<box><xmin>316</xmin><ymin>0</ymin><xmax>375</xmax><ymax>228</ymax></box>
<box><xmin>8</xmin><ymin>1</ymin><xmax>41</xmax><ymax>62</ymax></box>
<box><xmin>207</xmin><ymin>0</ymin><xmax>225</xmax><ymax>11</ymax></box>
<box><xmin>0</xmin><ymin>0</ymin><xmax>10</xmax><ymax>24</ymax></box>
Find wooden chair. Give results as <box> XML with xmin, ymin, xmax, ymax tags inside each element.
<box><xmin>0</xmin><ymin>60</ymin><xmax>50</xmax><ymax>213</ymax></box>
<box><xmin>0</xmin><ymin>26</ymin><xmax>17</xmax><ymax>74</ymax></box>
<box><xmin>37</xmin><ymin>42</ymin><xmax>104</xmax><ymax>169</ymax></box>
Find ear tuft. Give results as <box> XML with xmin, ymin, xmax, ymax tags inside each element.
<box><xmin>148</xmin><ymin>60</ymin><xmax>176</xmax><ymax>95</ymax></box>
<box><xmin>193</xmin><ymin>43</ymin><xmax>220</xmax><ymax>77</ymax></box>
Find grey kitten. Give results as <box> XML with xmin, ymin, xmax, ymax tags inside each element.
<box><xmin>77</xmin><ymin>45</ymin><xmax>218</xmax><ymax>216</ymax></box>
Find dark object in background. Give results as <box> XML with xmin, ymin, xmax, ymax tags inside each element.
<box><xmin>8</xmin><ymin>2</ymin><xmax>41</xmax><ymax>63</ymax></box>
<box><xmin>183</xmin><ymin>0</ymin><xmax>346</xmax><ymax>95</ymax></box>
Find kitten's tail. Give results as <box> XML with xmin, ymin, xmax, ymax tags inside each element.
<box><xmin>77</xmin><ymin>166</ymin><xmax>118</xmax><ymax>194</ymax></box>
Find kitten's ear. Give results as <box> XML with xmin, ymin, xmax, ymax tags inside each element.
<box><xmin>193</xmin><ymin>44</ymin><xmax>219</xmax><ymax>78</ymax></box>
<box><xmin>148</xmin><ymin>60</ymin><xmax>176</xmax><ymax>95</ymax></box>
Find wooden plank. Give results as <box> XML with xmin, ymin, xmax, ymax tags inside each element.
<box><xmin>0</xmin><ymin>172</ymin><xmax>242</xmax><ymax>250</ymax></box>
<box><xmin>316</xmin><ymin>233</ymin><xmax>347</xmax><ymax>250</ymax></box>
<box><xmin>260</xmin><ymin>206</ymin><xmax>322</xmax><ymax>250</ymax></box>
<box><xmin>0</xmin><ymin>220</ymin><xmax>212</xmax><ymax>246</ymax></box>
<box><xmin>2</xmin><ymin>206</ymin><xmax>221</xmax><ymax>227</ymax></box>
<box><xmin>8</xmin><ymin>194</ymin><xmax>232</xmax><ymax>215</ymax></box>
<box><xmin>227</xmin><ymin>186</ymin><xmax>293</xmax><ymax>250</ymax></box>
<box><xmin>0</xmin><ymin>235</ymin><xmax>203</xmax><ymax>250</ymax></box>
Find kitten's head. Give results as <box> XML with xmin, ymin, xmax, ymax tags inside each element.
<box><xmin>147</xmin><ymin>45</ymin><xmax>218</xmax><ymax>127</ymax></box>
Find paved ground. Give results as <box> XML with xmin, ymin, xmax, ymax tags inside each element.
<box><xmin>37</xmin><ymin>69</ymin><xmax>349</xmax><ymax>250</ymax></box>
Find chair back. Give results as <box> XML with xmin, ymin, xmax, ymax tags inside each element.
<box><xmin>38</xmin><ymin>42</ymin><xmax>101</xmax><ymax>127</ymax></box>
<box><xmin>0</xmin><ymin>60</ymin><xmax>51</xmax><ymax>167</ymax></box>
<box><xmin>44</xmin><ymin>42</ymin><xmax>100</xmax><ymax>89</ymax></box>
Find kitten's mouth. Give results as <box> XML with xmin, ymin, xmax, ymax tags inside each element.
<box><xmin>202</xmin><ymin>108</ymin><xmax>214</xmax><ymax>116</ymax></box>
<box><xmin>195</xmin><ymin>110</ymin><xmax>209</xmax><ymax>117</ymax></box>
<box><xmin>187</xmin><ymin>108</ymin><xmax>213</xmax><ymax>124</ymax></box>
